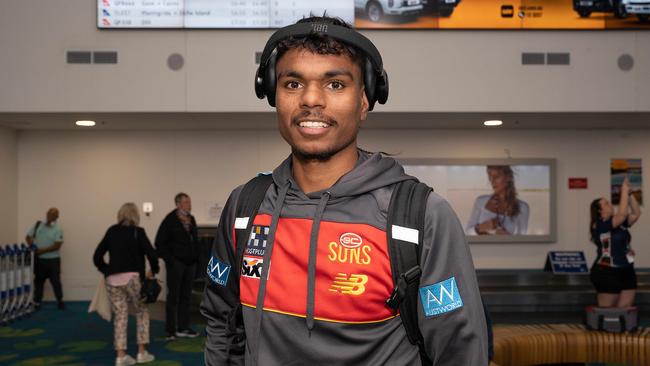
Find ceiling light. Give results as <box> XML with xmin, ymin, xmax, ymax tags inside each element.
<box><xmin>484</xmin><ymin>120</ymin><xmax>503</xmax><ymax>127</ymax></box>
<box><xmin>75</xmin><ymin>120</ymin><xmax>96</xmax><ymax>127</ymax></box>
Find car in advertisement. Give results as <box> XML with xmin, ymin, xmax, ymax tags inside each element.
<box><xmin>355</xmin><ymin>0</ymin><xmax>424</xmax><ymax>22</ymax></box>
<box><xmin>623</xmin><ymin>0</ymin><xmax>650</xmax><ymax>21</ymax></box>
<box><xmin>572</xmin><ymin>0</ymin><xmax>628</xmax><ymax>18</ymax></box>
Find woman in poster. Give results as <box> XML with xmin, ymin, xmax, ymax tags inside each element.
<box><xmin>466</xmin><ymin>165</ymin><xmax>529</xmax><ymax>235</ymax></box>
<box><xmin>589</xmin><ymin>177</ymin><xmax>642</xmax><ymax>307</ymax></box>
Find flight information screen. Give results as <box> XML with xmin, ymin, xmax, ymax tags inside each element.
<box><xmin>97</xmin><ymin>0</ymin><xmax>353</xmax><ymax>28</ymax></box>
<box><xmin>97</xmin><ymin>0</ymin><xmax>650</xmax><ymax>29</ymax></box>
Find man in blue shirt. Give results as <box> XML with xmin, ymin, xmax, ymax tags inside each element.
<box><xmin>26</xmin><ymin>207</ymin><xmax>65</xmax><ymax>309</ymax></box>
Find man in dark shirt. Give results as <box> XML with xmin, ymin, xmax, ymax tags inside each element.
<box><xmin>155</xmin><ymin>192</ymin><xmax>200</xmax><ymax>340</ymax></box>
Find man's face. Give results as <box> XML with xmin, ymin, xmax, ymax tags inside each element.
<box><xmin>275</xmin><ymin>48</ymin><xmax>369</xmax><ymax>161</ymax></box>
<box><xmin>177</xmin><ymin>196</ymin><xmax>192</xmax><ymax>213</ymax></box>
<box><xmin>46</xmin><ymin>208</ymin><xmax>59</xmax><ymax>224</ymax></box>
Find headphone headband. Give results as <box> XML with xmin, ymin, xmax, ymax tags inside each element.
<box><xmin>259</xmin><ymin>23</ymin><xmax>384</xmax><ymax>73</ymax></box>
<box><xmin>255</xmin><ymin>21</ymin><xmax>389</xmax><ymax>110</ymax></box>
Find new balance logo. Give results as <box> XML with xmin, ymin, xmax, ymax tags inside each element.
<box><xmin>207</xmin><ymin>255</ymin><xmax>231</xmax><ymax>287</ymax></box>
<box><xmin>419</xmin><ymin>277</ymin><xmax>464</xmax><ymax>317</ymax></box>
<box><xmin>329</xmin><ymin>273</ymin><xmax>368</xmax><ymax>295</ymax></box>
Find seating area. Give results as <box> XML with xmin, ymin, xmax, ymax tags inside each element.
<box><xmin>491</xmin><ymin>324</ymin><xmax>650</xmax><ymax>366</ymax></box>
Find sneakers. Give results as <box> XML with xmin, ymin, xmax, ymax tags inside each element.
<box><xmin>115</xmin><ymin>355</ymin><xmax>136</xmax><ymax>366</ymax></box>
<box><xmin>175</xmin><ymin>328</ymin><xmax>199</xmax><ymax>338</ymax></box>
<box><xmin>165</xmin><ymin>332</ymin><xmax>176</xmax><ymax>341</ymax></box>
<box><xmin>136</xmin><ymin>351</ymin><xmax>155</xmax><ymax>364</ymax></box>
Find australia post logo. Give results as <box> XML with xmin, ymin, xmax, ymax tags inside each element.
<box><xmin>419</xmin><ymin>277</ymin><xmax>464</xmax><ymax>317</ymax></box>
<box><xmin>207</xmin><ymin>255</ymin><xmax>231</xmax><ymax>287</ymax></box>
<box><xmin>328</xmin><ymin>233</ymin><xmax>372</xmax><ymax>265</ymax></box>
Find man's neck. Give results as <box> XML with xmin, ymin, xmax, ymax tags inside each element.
<box><xmin>292</xmin><ymin>147</ymin><xmax>359</xmax><ymax>194</ymax></box>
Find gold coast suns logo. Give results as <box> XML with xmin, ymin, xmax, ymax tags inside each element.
<box><xmin>328</xmin><ymin>233</ymin><xmax>372</xmax><ymax>265</ymax></box>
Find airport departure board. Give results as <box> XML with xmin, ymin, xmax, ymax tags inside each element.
<box><xmin>97</xmin><ymin>0</ymin><xmax>353</xmax><ymax>28</ymax></box>
<box><xmin>97</xmin><ymin>0</ymin><xmax>650</xmax><ymax>30</ymax></box>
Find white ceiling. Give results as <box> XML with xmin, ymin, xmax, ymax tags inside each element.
<box><xmin>0</xmin><ymin>112</ymin><xmax>648</xmax><ymax>130</ymax></box>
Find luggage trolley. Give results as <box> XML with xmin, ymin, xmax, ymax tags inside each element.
<box><xmin>17</xmin><ymin>244</ymin><xmax>35</xmax><ymax>317</ymax></box>
<box><xmin>2</xmin><ymin>244</ymin><xmax>18</xmax><ymax>324</ymax></box>
<box><xmin>0</xmin><ymin>246</ymin><xmax>7</xmax><ymax>325</ymax></box>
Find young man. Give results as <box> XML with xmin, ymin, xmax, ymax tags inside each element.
<box><xmin>26</xmin><ymin>207</ymin><xmax>64</xmax><ymax>309</ymax></box>
<box><xmin>201</xmin><ymin>16</ymin><xmax>487</xmax><ymax>365</ymax></box>
<box><xmin>155</xmin><ymin>193</ymin><xmax>200</xmax><ymax>340</ymax></box>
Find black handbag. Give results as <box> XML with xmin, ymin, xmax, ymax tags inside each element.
<box><xmin>133</xmin><ymin>227</ymin><xmax>161</xmax><ymax>304</ymax></box>
<box><xmin>141</xmin><ymin>277</ymin><xmax>161</xmax><ymax>304</ymax></box>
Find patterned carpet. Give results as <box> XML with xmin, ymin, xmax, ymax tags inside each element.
<box><xmin>0</xmin><ymin>301</ymin><xmax>204</xmax><ymax>366</ymax></box>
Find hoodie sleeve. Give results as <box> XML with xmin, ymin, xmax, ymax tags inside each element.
<box><xmin>155</xmin><ymin>214</ymin><xmax>172</xmax><ymax>262</ymax></box>
<box><xmin>200</xmin><ymin>187</ymin><xmax>245</xmax><ymax>366</ymax></box>
<box><xmin>93</xmin><ymin>228</ymin><xmax>110</xmax><ymax>276</ymax></box>
<box><xmin>418</xmin><ymin>193</ymin><xmax>488</xmax><ymax>365</ymax></box>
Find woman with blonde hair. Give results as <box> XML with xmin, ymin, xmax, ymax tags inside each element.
<box><xmin>94</xmin><ymin>203</ymin><xmax>159</xmax><ymax>366</ymax></box>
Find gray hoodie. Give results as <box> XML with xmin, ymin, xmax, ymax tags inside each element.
<box><xmin>201</xmin><ymin>150</ymin><xmax>488</xmax><ymax>365</ymax></box>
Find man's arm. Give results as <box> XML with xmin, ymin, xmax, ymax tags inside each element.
<box><xmin>200</xmin><ymin>187</ymin><xmax>245</xmax><ymax>366</ymax></box>
<box><xmin>36</xmin><ymin>226</ymin><xmax>64</xmax><ymax>255</ymax></box>
<box><xmin>418</xmin><ymin>193</ymin><xmax>488</xmax><ymax>365</ymax></box>
<box><xmin>36</xmin><ymin>241</ymin><xmax>62</xmax><ymax>256</ymax></box>
<box><xmin>154</xmin><ymin>216</ymin><xmax>171</xmax><ymax>261</ymax></box>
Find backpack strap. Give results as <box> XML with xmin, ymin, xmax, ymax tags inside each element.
<box><xmin>233</xmin><ymin>174</ymin><xmax>274</xmax><ymax>284</ymax></box>
<box><xmin>385</xmin><ymin>179</ymin><xmax>432</xmax><ymax>366</ymax></box>
<box><xmin>32</xmin><ymin>221</ymin><xmax>41</xmax><ymax>237</ymax></box>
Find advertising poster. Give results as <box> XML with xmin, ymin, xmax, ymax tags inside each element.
<box><xmin>403</xmin><ymin>163</ymin><xmax>552</xmax><ymax>238</ymax></box>
<box><xmin>611</xmin><ymin>158</ymin><xmax>643</xmax><ymax>205</ymax></box>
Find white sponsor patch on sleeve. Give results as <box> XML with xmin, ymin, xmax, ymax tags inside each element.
<box><xmin>234</xmin><ymin>217</ymin><xmax>249</xmax><ymax>229</ymax></box>
<box><xmin>391</xmin><ymin>225</ymin><xmax>419</xmax><ymax>244</ymax></box>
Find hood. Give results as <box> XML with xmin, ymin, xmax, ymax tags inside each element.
<box><xmin>271</xmin><ymin>149</ymin><xmax>413</xmax><ymax>201</ymax></box>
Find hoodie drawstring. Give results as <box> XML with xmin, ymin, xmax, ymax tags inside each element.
<box><xmin>250</xmin><ymin>181</ymin><xmax>290</xmax><ymax>365</ymax></box>
<box><xmin>306</xmin><ymin>191</ymin><xmax>331</xmax><ymax>333</ymax></box>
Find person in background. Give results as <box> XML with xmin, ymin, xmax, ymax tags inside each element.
<box><xmin>589</xmin><ymin>176</ymin><xmax>641</xmax><ymax>308</ymax></box>
<box><xmin>25</xmin><ymin>207</ymin><xmax>65</xmax><ymax>309</ymax></box>
<box><xmin>93</xmin><ymin>202</ymin><xmax>159</xmax><ymax>366</ymax></box>
<box><xmin>466</xmin><ymin>165</ymin><xmax>530</xmax><ymax>235</ymax></box>
<box><xmin>155</xmin><ymin>192</ymin><xmax>200</xmax><ymax>340</ymax></box>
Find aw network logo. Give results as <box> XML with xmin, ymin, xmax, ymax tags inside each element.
<box><xmin>419</xmin><ymin>277</ymin><xmax>463</xmax><ymax>317</ymax></box>
<box><xmin>207</xmin><ymin>255</ymin><xmax>231</xmax><ymax>287</ymax></box>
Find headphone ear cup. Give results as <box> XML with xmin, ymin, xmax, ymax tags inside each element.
<box><xmin>265</xmin><ymin>53</ymin><xmax>278</xmax><ymax>107</ymax></box>
<box><xmin>254</xmin><ymin>66</ymin><xmax>266</xmax><ymax>100</ymax></box>
<box><xmin>364</xmin><ymin>59</ymin><xmax>377</xmax><ymax>111</ymax></box>
<box><xmin>376</xmin><ymin>69</ymin><xmax>389</xmax><ymax>105</ymax></box>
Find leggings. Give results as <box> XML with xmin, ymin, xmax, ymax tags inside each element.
<box><xmin>106</xmin><ymin>277</ymin><xmax>149</xmax><ymax>350</ymax></box>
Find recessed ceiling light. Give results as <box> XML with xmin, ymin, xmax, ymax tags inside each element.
<box><xmin>75</xmin><ymin>120</ymin><xmax>96</xmax><ymax>127</ymax></box>
<box><xmin>484</xmin><ymin>120</ymin><xmax>503</xmax><ymax>127</ymax></box>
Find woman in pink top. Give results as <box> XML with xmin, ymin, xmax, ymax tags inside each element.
<box><xmin>93</xmin><ymin>203</ymin><xmax>160</xmax><ymax>366</ymax></box>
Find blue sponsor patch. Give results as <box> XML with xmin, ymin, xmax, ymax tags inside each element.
<box><xmin>419</xmin><ymin>277</ymin><xmax>463</xmax><ymax>317</ymax></box>
<box><xmin>207</xmin><ymin>255</ymin><xmax>231</xmax><ymax>287</ymax></box>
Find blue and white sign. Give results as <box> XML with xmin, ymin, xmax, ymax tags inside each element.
<box><xmin>419</xmin><ymin>277</ymin><xmax>464</xmax><ymax>317</ymax></box>
<box><xmin>207</xmin><ymin>255</ymin><xmax>231</xmax><ymax>287</ymax></box>
<box><xmin>545</xmin><ymin>251</ymin><xmax>589</xmax><ymax>274</ymax></box>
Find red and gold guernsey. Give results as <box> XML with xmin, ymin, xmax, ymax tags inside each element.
<box><xmin>239</xmin><ymin>214</ymin><xmax>395</xmax><ymax>324</ymax></box>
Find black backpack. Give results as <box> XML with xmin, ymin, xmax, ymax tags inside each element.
<box><xmin>231</xmin><ymin>174</ymin><xmax>434</xmax><ymax>365</ymax></box>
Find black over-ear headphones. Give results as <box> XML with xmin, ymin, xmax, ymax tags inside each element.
<box><xmin>254</xmin><ymin>22</ymin><xmax>389</xmax><ymax>111</ymax></box>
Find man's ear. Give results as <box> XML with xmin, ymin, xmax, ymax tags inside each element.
<box><xmin>360</xmin><ymin>87</ymin><xmax>369</xmax><ymax>121</ymax></box>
